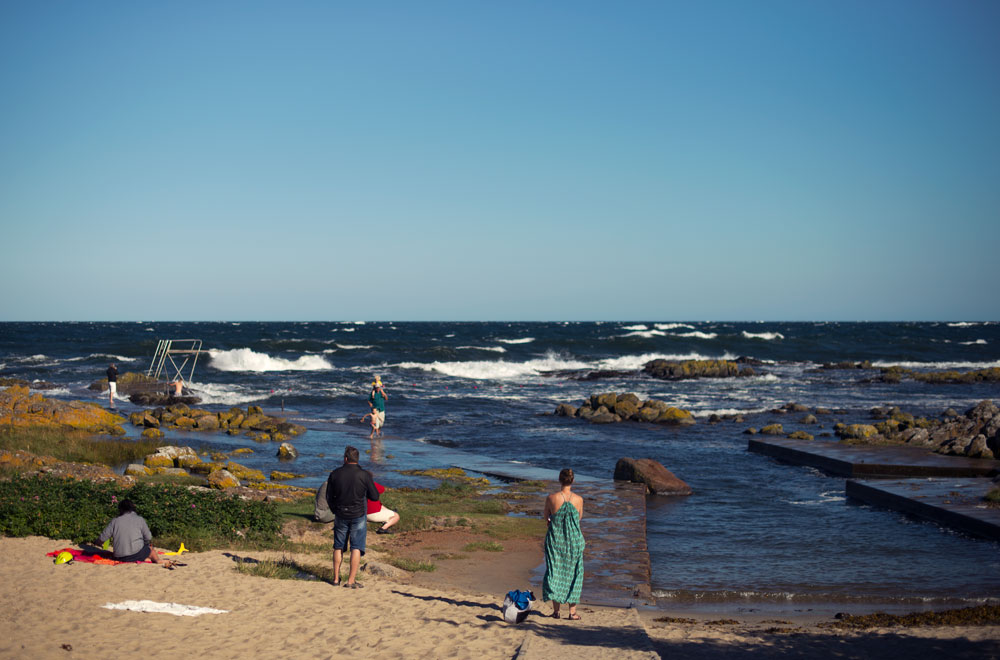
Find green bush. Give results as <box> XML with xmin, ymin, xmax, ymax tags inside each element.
<box><xmin>0</xmin><ymin>474</ymin><xmax>281</xmax><ymax>545</ymax></box>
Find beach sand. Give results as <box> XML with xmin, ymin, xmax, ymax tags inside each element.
<box><xmin>2</xmin><ymin>535</ymin><xmax>998</xmax><ymax>660</ymax></box>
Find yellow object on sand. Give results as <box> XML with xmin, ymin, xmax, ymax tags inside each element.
<box><xmin>161</xmin><ymin>543</ymin><xmax>188</xmax><ymax>556</ymax></box>
<box><xmin>102</xmin><ymin>539</ymin><xmax>112</xmax><ymax>551</ymax></box>
<box><xmin>54</xmin><ymin>551</ymin><xmax>74</xmax><ymax>565</ymax></box>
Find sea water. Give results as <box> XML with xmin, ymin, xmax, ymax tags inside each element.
<box><xmin>2</xmin><ymin>321</ymin><xmax>999</xmax><ymax>610</ymax></box>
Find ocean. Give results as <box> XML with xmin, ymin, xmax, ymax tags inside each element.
<box><xmin>2</xmin><ymin>320</ymin><xmax>999</xmax><ymax>612</ymax></box>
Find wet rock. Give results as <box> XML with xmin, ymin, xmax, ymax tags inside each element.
<box><xmin>554</xmin><ymin>404</ymin><xmax>577</xmax><ymax>417</ymax></box>
<box><xmin>277</xmin><ymin>442</ymin><xmax>298</xmax><ymax>459</ymax></box>
<box><xmin>801</xmin><ymin>414</ymin><xmax>818</xmax><ymax>425</ymax></box>
<box><xmin>614</xmin><ymin>457</ymin><xmax>693</xmax><ymax>496</ymax></box>
<box><xmin>125</xmin><ymin>464</ymin><xmax>151</xmax><ymax>476</ymax></box>
<box><xmin>743</xmin><ymin>427</ymin><xmax>758</xmax><ymax>435</ymax></box>
<box><xmin>643</xmin><ymin>359</ymin><xmax>753</xmax><ymax>380</ymax></box>
<box><xmin>787</xmin><ymin>431</ymin><xmax>814</xmax><ymax>441</ymax></box>
<box><xmin>761</xmin><ymin>424</ymin><xmax>784</xmax><ymax>436</ymax></box>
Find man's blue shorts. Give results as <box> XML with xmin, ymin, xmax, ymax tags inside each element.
<box><xmin>115</xmin><ymin>543</ymin><xmax>152</xmax><ymax>563</ymax></box>
<box><xmin>333</xmin><ymin>515</ymin><xmax>367</xmax><ymax>555</ymax></box>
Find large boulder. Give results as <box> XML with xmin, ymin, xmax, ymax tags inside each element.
<box><xmin>207</xmin><ymin>469</ymin><xmax>240</xmax><ymax>489</ymax></box>
<box><xmin>276</xmin><ymin>442</ymin><xmax>298</xmax><ymax>459</ymax></box>
<box><xmin>614</xmin><ymin>458</ymin><xmax>693</xmax><ymax>496</ymax></box>
<box><xmin>554</xmin><ymin>404</ymin><xmax>578</xmax><ymax>417</ymax></box>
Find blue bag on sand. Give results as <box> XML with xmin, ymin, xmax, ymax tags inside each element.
<box><xmin>502</xmin><ymin>589</ymin><xmax>535</xmax><ymax>623</ymax></box>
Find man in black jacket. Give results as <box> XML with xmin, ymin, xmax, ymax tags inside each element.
<box><xmin>326</xmin><ymin>445</ymin><xmax>379</xmax><ymax>588</ymax></box>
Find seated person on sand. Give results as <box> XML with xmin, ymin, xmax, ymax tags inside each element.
<box><xmin>368</xmin><ymin>482</ymin><xmax>400</xmax><ymax>534</ymax></box>
<box><xmin>97</xmin><ymin>499</ymin><xmax>174</xmax><ymax>568</ymax></box>
<box><xmin>168</xmin><ymin>377</ymin><xmax>184</xmax><ymax>397</ymax></box>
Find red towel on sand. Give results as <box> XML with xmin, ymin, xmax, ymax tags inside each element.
<box><xmin>46</xmin><ymin>548</ymin><xmax>152</xmax><ymax>565</ymax></box>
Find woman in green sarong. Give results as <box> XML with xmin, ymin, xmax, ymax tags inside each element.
<box><xmin>542</xmin><ymin>468</ymin><xmax>585</xmax><ymax>619</ymax></box>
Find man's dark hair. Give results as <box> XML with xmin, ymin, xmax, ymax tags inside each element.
<box><xmin>344</xmin><ymin>446</ymin><xmax>360</xmax><ymax>463</ymax></box>
<box><xmin>117</xmin><ymin>499</ymin><xmax>137</xmax><ymax>516</ymax></box>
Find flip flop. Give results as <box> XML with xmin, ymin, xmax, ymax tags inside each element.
<box><xmin>552</xmin><ymin>612</ymin><xmax>560</xmax><ymax>619</ymax></box>
<box><xmin>568</xmin><ymin>614</ymin><xmax>581</xmax><ymax>620</ymax></box>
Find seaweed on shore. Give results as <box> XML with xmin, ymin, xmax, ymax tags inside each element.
<box><xmin>822</xmin><ymin>604</ymin><xmax>1000</xmax><ymax>629</ymax></box>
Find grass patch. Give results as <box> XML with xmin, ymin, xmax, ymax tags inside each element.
<box><xmin>821</xmin><ymin>605</ymin><xmax>1000</xmax><ymax>629</ymax></box>
<box><xmin>135</xmin><ymin>473</ymin><xmax>205</xmax><ymax>487</ymax></box>
<box><xmin>382</xmin><ymin>555</ymin><xmax>436</xmax><ymax>572</ymax></box>
<box><xmin>463</xmin><ymin>541</ymin><xmax>503</xmax><ymax>552</ymax></box>
<box><xmin>477</xmin><ymin>516</ymin><xmax>547</xmax><ymax>540</ymax></box>
<box><xmin>232</xmin><ymin>555</ymin><xmax>338</xmax><ymax>582</ymax></box>
<box><xmin>431</xmin><ymin>552</ymin><xmax>469</xmax><ymax>560</ymax></box>
<box><xmin>0</xmin><ymin>427</ymin><xmax>164</xmax><ymax>466</ymax></box>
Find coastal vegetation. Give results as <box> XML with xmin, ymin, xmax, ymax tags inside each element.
<box><xmin>821</xmin><ymin>605</ymin><xmax>1000</xmax><ymax>629</ymax></box>
<box><xmin>0</xmin><ymin>426</ymin><xmax>164</xmax><ymax>468</ymax></box>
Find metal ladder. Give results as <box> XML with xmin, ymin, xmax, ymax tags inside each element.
<box><xmin>146</xmin><ymin>339</ymin><xmax>204</xmax><ymax>384</ymax></box>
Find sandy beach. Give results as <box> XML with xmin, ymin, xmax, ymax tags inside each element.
<box><xmin>3</xmin><ymin>535</ymin><xmax>998</xmax><ymax>660</ymax></box>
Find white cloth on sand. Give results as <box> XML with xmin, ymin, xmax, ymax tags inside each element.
<box><xmin>101</xmin><ymin>600</ymin><xmax>229</xmax><ymax>616</ymax></box>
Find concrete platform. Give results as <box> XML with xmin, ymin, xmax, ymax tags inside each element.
<box><xmin>748</xmin><ymin>436</ymin><xmax>999</xmax><ymax>478</ymax></box>
<box><xmin>846</xmin><ymin>477</ymin><xmax>1000</xmax><ymax>541</ymax></box>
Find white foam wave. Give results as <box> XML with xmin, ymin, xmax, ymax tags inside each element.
<box><xmin>594</xmin><ymin>352</ymin><xmax>737</xmax><ymax>371</ymax></box>
<box><xmin>621</xmin><ymin>324</ymin><xmax>648</xmax><ymax>331</ymax></box>
<box><xmin>655</xmin><ymin>323</ymin><xmax>695</xmax><ymax>330</ymax></box>
<box><xmin>66</xmin><ymin>353</ymin><xmax>136</xmax><ymax>363</ymax></box>
<box><xmin>186</xmin><ymin>382</ymin><xmax>263</xmax><ymax>406</ymax></box>
<box><xmin>673</xmin><ymin>331</ymin><xmax>718</xmax><ymax>339</ymax></box>
<box><xmin>872</xmin><ymin>359</ymin><xmax>1000</xmax><ymax>370</ymax></box>
<box><xmin>496</xmin><ymin>337</ymin><xmax>535</xmax><ymax>345</ymax></box>
<box><xmin>145</xmin><ymin>328</ymin><xmax>154</xmax><ymax>332</ymax></box>
<box><xmin>398</xmin><ymin>353</ymin><xmax>589</xmax><ymax>380</ymax></box>
<box><xmin>786</xmin><ymin>491</ymin><xmax>846</xmax><ymax>506</ymax></box>
<box><xmin>960</xmin><ymin>339</ymin><xmax>988</xmax><ymax>345</ymax></box>
<box><xmin>208</xmin><ymin>348</ymin><xmax>334</xmax><ymax>372</ymax></box>
<box><xmin>24</xmin><ymin>354</ymin><xmax>49</xmax><ymax>363</ymax></box>
<box><xmin>41</xmin><ymin>387</ymin><xmax>74</xmax><ymax>398</ymax></box>
<box><xmin>948</xmin><ymin>322</ymin><xmax>979</xmax><ymax>327</ymax></box>
<box><xmin>456</xmin><ymin>346</ymin><xmax>507</xmax><ymax>353</ymax></box>
<box><xmin>742</xmin><ymin>331</ymin><xmax>785</xmax><ymax>340</ymax></box>
<box><xmin>338</xmin><ymin>321</ymin><xmax>366</xmax><ymax>325</ymax></box>
<box><xmin>695</xmin><ymin>407</ymin><xmax>769</xmax><ymax>417</ymax></box>
<box><xmin>335</xmin><ymin>344</ymin><xmax>373</xmax><ymax>350</ymax></box>
<box><xmin>618</xmin><ymin>330</ymin><xmax>668</xmax><ymax>339</ymax></box>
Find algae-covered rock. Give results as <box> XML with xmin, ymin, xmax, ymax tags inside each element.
<box><xmin>125</xmin><ymin>464</ymin><xmax>152</xmax><ymax>476</ymax></box>
<box><xmin>188</xmin><ymin>461</ymin><xmax>223</xmax><ymax>475</ymax></box>
<box><xmin>277</xmin><ymin>442</ymin><xmax>298</xmax><ymax>459</ymax></box>
<box><xmin>207</xmin><ymin>469</ymin><xmax>240</xmax><ymax>489</ymax></box>
<box><xmin>788</xmin><ymin>431</ymin><xmax>814</xmax><ymax>441</ymax></box>
<box><xmin>613</xmin><ymin>399</ymin><xmax>639</xmax><ymax>419</ymax></box>
<box><xmin>195</xmin><ymin>414</ymin><xmax>220</xmax><ymax>431</ymax></box>
<box><xmin>643</xmin><ymin>359</ymin><xmax>751</xmax><ymax>380</ymax></box>
<box><xmin>655</xmin><ymin>407</ymin><xmax>695</xmax><ymax>425</ymax></box>
<box><xmin>761</xmin><ymin>424</ymin><xmax>784</xmax><ymax>436</ymax></box>
<box><xmin>636</xmin><ymin>406</ymin><xmax>660</xmax><ymax>423</ymax></box>
<box><xmin>143</xmin><ymin>453</ymin><xmax>174</xmax><ymax>469</ymax></box>
<box><xmin>231</xmin><ymin>448</ymin><xmax>254</xmax><ymax>455</ymax></box>
<box><xmin>173</xmin><ymin>416</ymin><xmax>196</xmax><ymax>429</ymax></box>
<box><xmin>141</xmin><ymin>427</ymin><xmax>165</xmax><ymax>440</ymax></box>
<box><xmin>837</xmin><ymin>424</ymin><xmax>879</xmax><ymax>440</ymax></box>
<box><xmin>744</xmin><ymin>427</ymin><xmax>758</xmax><ymax>435</ymax></box>
<box><xmin>226</xmin><ymin>461</ymin><xmax>265</xmax><ymax>482</ymax></box>
<box><xmin>270</xmin><ymin>470</ymin><xmax>305</xmax><ymax>481</ymax></box>
<box><xmin>154</xmin><ymin>467</ymin><xmax>190</xmax><ymax>477</ymax></box>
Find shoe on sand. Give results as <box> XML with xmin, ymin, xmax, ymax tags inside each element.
<box><xmin>376</xmin><ymin>528</ymin><xmax>394</xmax><ymax>535</ymax></box>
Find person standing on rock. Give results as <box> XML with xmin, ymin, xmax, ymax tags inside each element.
<box><xmin>367</xmin><ymin>376</ymin><xmax>388</xmax><ymax>438</ymax></box>
<box><xmin>106</xmin><ymin>363</ymin><xmax>118</xmax><ymax>409</ymax></box>
<box><xmin>542</xmin><ymin>468</ymin><xmax>585</xmax><ymax>620</ymax></box>
<box><xmin>326</xmin><ymin>445</ymin><xmax>379</xmax><ymax>588</ymax></box>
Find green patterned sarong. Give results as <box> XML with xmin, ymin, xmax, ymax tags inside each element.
<box><xmin>542</xmin><ymin>500</ymin><xmax>585</xmax><ymax>604</ymax></box>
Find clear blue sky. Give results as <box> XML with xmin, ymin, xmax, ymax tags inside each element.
<box><xmin>1</xmin><ymin>1</ymin><xmax>998</xmax><ymax>321</ymax></box>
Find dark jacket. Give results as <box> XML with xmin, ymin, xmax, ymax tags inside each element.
<box><xmin>325</xmin><ymin>463</ymin><xmax>379</xmax><ymax>519</ymax></box>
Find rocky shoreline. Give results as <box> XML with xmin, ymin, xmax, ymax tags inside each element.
<box><xmin>555</xmin><ymin>392</ymin><xmax>695</xmax><ymax>425</ymax></box>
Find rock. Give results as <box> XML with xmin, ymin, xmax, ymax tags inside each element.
<box><xmin>188</xmin><ymin>461</ymin><xmax>223</xmax><ymax>475</ymax></box>
<box><xmin>613</xmin><ymin>399</ymin><xmax>639</xmax><ymax>419</ymax></box>
<box><xmin>743</xmin><ymin>427</ymin><xmax>758</xmax><ymax>435</ymax></box>
<box><xmin>277</xmin><ymin>442</ymin><xmax>298</xmax><ymax>459</ymax></box>
<box><xmin>967</xmin><ymin>400</ymin><xmax>1000</xmax><ymax>423</ymax></box>
<box><xmin>226</xmin><ymin>461</ymin><xmax>265</xmax><ymax>482</ymax></box>
<box><xmin>613</xmin><ymin>457</ymin><xmax>693</xmax><ymax>496</ymax></box>
<box><xmin>836</xmin><ymin>424</ymin><xmax>879</xmax><ymax>440</ymax></box>
<box><xmin>173</xmin><ymin>416</ymin><xmax>196</xmax><ymax>429</ymax></box>
<box><xmin>176</xmin><ymin>454</ymin><xmax>203</xmax><ymax>469</ymax></box>
<box><xmin>785</xmin><ymin>403</ymin><xmax>810</xmax><ymax>412</ymax></box>
<box><xmin>814</xmin><ymin>407</ymin><xmax>831</xmax><ymax>415</ymax></box>
<box><xmin>899</xmin><ymin>427</ymin><xmax>931</xmax><ymax>447</ymax></box>
<box><xmin>968</xmin><ymin>435</ymin><xmax>994</xmax><ymax>459</ymax></box>
<box><xmin>643</xmin><ymin>359</ymin><xmax>751</xmax><ymax>380</ymax></box>
<box><xmin>124</xmin><ymin>464</ymin><xmax>151</xmax><ymax>476</ymax></box>
<box><xmin>636</xmin><ymin>407</ymin><xmax>660</xmax><ymax>422</ymax></box>
<box><xmin>554</xmin><ymin>404</ymin><xmax>578</xmax><ymax>417</ymax></box>
<box><xmin>140</xmin><ymin>427</ymin><xmax>164</xmax><ymax>440</ymax></box>
<box><xmin>592</xmin><ymin>393</ymin><xmax>619</xmax><ymax>409</ymax></box>
<box><xmin>155</xmin><ymin>467</ymin><xmax>190</xmax><ymax>477</ymax></box>
<box><xmin>247</xmin><ymin>405</ymin><xmax>264</xmax><ymax>416</ymax></box>
<box><xmin>590</xmin><ymin>412</ymin><xmax>619</xmax><ymax>424</ymax></box>
<box><xmin>143</xmin><ymin>453</ymin><xmax>173</xmax><ymax>469</ymax></box>
<box><xmin>655</xmin><ymin>407</ymin><xmax>694</xmax><ymax>425</ymax></box>
<box><xmin>270</xmin><ymin>470</ymin><xmax>304</xmax><ymax>481</ymax></box>
<box><xmin>195</xmin><ymin>414</ymin><xmax>220</xmax><ymax>431</ymax></box>
<box><xmin>800</xmin><ymin>414</ymin><xmax>818</xmax><ymax>425</ymax></box>
<box><xmin>761</xmin><ymin>424</ymin><xmax>784</xmax><ymax>436</ymax></box>
<box><xmin>207</xmin><ymin>469</ymin><xmax>240</xmax><ymax>489</ymax></box>
<box><xmin>787</xmin><ymin>431</ymin><xmax>814</xmax><ymax>441</ymax></box>
<box><xmin>231</xmin><ymin>448</ymin><xmax>253</xmax><ymax>455</ymax></box>
<box><xmin>942</xmin><ymin>408</ymin><xmax>959</xmax><ymax>418</ymax></box>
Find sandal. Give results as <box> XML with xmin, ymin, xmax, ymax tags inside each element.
<box><xmin>568</xmin><ymin>613</ymin><xmax>581</xmax><ymax>620</ymax></box>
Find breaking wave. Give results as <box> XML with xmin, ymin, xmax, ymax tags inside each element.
<box><xmin>742</xmin><ymin>331</ymin><xmax>785</xmax><ymax>341</ymax></box>
<box><xmin>208</xmin><ymin>348</ymin><xmax>334</xmax><ymax>372</ymax></box>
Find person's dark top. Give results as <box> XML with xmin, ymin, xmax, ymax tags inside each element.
<box><xmin>106</xmin><ymin>366</ymin><xmax>118</xmax><ymax>382</ymax></box>
<box><xmin>326</xmin><ymin>462</ymin><xmax>379</xmax><ymax>519</ymax></box>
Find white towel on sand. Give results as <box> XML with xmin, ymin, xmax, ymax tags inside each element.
<box><xmin>101</xmin><ymin>600</ymin><xmax>229</xmax><ymax>616</ymax></box>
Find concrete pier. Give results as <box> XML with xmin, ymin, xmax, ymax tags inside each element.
<box><xmin>846</xmin><ymin>478</ymin><xmax>1000</xmax><ymax>541</ymax></box>
<box><xmin>748</xmin><ymin>437</ymin><xmax>998</xmax><ymax>478</ymax></box>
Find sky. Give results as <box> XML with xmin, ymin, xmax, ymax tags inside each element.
<box><xmin>1</xmin><ymin>1</ymin><xmax>998</xmax><ymax>321</ymax></box>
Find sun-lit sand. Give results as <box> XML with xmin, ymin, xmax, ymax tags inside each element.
<box><xmin>3</xmin><ymin>535</ymin><xmax>998</xmax><ymax>659</ymax></box>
